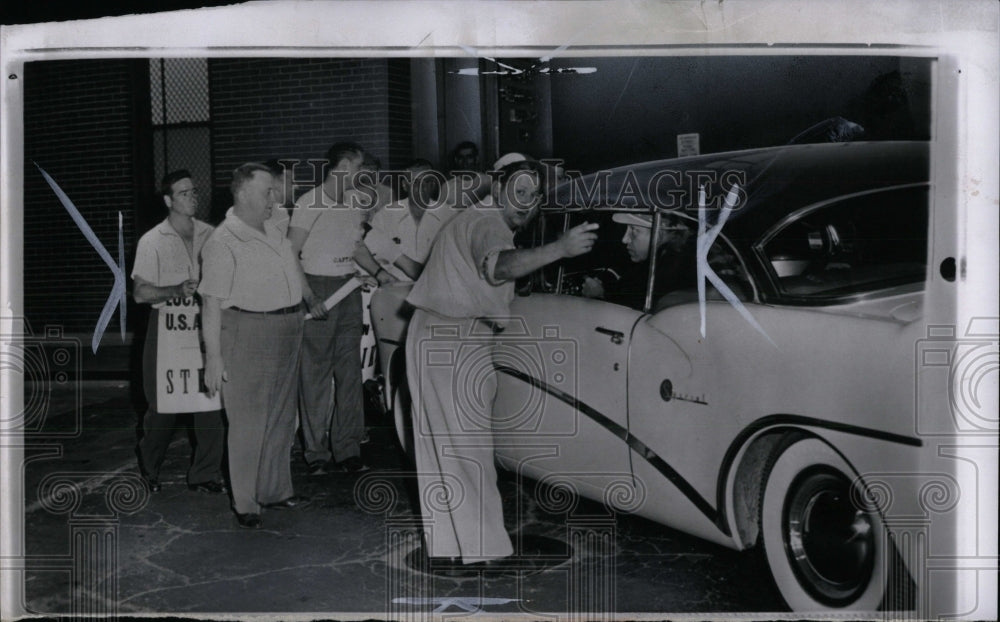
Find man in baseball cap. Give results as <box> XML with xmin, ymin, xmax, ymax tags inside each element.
<box><xmin>611</xmin><ymin>212</ymin><xmax>693</xmax><ymax>263</ymax></box>
<box><xmin>584</xmin><ymin>211</ymin><xmax>695</xmax><ymax>310</ymax></box>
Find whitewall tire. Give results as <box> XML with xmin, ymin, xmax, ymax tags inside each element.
<box><xmin>760</xmin><ymin>436</ymin><xmax>886</xmax><ymax>612</ymax></box>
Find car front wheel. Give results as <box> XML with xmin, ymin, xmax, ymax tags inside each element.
<box><xmin>759</xmin><ymin>435</ymin><xmax>886</xmax><ymax>612</ymax></box>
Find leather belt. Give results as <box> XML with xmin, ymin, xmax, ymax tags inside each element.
<box><xmin>230</xmin><ymin>303</ymin><xmax>302</xmax><ymax>315</ymax></box>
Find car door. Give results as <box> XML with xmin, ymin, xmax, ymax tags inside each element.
<box><xmin>492</xmin><ymin>287</ymin><xmax>642</xmax><ymax>504</ymax></box>
<box><xmin>494</xmin><ymin>208</ymin><xmax>643</xmax><ymax>503</ymax></box>
<box><xmin>623</xmin><ymin>230</ymin><xmax>754</xmax><ymax>546</ymax></box>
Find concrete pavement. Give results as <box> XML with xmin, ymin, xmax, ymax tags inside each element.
<box><xmin>12</xmin><ymin>380</ymin><xmax>782</xmax><ymax>618</ymax></box>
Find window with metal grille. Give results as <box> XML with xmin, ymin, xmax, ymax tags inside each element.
<box><xmin>150</xmin><ymin>58</ymin><xmax>212</xmax><ymax>221</ymax></box>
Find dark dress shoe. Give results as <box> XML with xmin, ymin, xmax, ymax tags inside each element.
<box><xmin>144</xmin><ymin>476</ymin><xmax>162</xmax><ymax>493</ymax></box>
<box><xmin>235</xmin><ymin>512</ymin><xmax>262</xmax><ymax>529</ymax></box>
<box><xmin>188</xmin><ymin>481</ymin><xmax>226</xmax><ymax>494</ymax></box>
<box><xmin>306</xmin><ymin>461</ymin><xmax>330</xmax><ymax>476</ymax></box>
<box><xmin>262</xmin><ymin>495</ymin><xmax>311</xmax><ymax>509</ymax></box>
<box><xmin>428</xmin><ymin>556</ymin><xmax>517</xmax><ymax>578</ymax></box>
<box><xmin>337</xmin><ymin>456</ymin><xmax>370</xmax><ymax>473</ymax></box>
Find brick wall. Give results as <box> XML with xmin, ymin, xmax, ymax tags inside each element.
<box><xmin>23</xmin><ymin>60</ymin><xmax>149</xmax><ymax>335</ymax></box>
<box><xmin>386</xmin><ymin>59</ymin><xmax>413</xmax><ymax>168</ymax></box>
<box><xmin>208</xmin><ymin>58</ymin><xmax>412</xmax><ymax>221</ymax></box>
<box><xmin>21</xmin><ymin>57</ymin><xmax>414</xmax><ymax>333</ymax></box>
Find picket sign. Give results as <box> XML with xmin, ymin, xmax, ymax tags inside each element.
<box><xmin>155</xmin><ymin>289</ymin><xmax>375</xmax><ymax>412</ymax></box>
<box><xmin>155</xmin><ymin>296</ymin><xmax>222</xmax><ymax>413</ymax></box>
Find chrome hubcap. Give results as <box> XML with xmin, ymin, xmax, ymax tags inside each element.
<box><xmin>783</xmin><ymin>467</ymin><xmax>876</xmax><ymax>606</ymax></box>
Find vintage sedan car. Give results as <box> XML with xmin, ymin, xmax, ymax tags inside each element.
<box><xmin>370</xmin><ymin>141</ymin><xmax>932</xmax><ymax>613</ymax></box>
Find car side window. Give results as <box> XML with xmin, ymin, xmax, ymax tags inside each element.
<box><xmin>561</xmin><ymin>211</ymin><xmax>628</xmax><ymax>291</ymax></box>
<box><xmin>516</xmin><ymin>210</ymin><xmax>617</xmax><ymax>295</ymax></box>
<box><xmin>531</xmin><ymin>209</ymin><xmax>753</xmax><ymax>311</ymax></box>
<box><xmin>650</xmin><ymin>231</ymin><xmax>753</xmax><ymax>312</ymax></box>
<box><xmin>761</xmin><ymin>185</ymin><xmax>928</xmax><ymax>299</ymax></box>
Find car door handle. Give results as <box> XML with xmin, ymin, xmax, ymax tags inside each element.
<box><xmin>595</xmin><ymin>326</ymin><xmax>624</xmax><ymax>345</ymax></box>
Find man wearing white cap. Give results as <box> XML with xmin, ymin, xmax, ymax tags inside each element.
<box><xmin>404</xmin><ymin>157</ymin><xmax>599</xmax><ymax>570</ymax></box>
<box><xmin>413</xmin><ymin>152</ymin><xmax>530</xmax><ymax>274</ymax></box>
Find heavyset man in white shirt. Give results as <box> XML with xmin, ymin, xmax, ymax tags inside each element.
<box><xmin>200</xmin><ymin>163</ymin><xmax>312</xmax><ymax>529</ymax></box>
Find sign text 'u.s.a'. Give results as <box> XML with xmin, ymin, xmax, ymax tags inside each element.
<box><xmin>156</xmin><ymin>296</ymin><xmax>222</xmax><ymax>413</ymax></box>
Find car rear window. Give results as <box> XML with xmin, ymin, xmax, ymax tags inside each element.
<box><xmin>761</xmin><ymin>185</ymin><xmax>928</xmax><ymax>300</ymax></box>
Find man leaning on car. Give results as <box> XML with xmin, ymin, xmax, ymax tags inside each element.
<box><xmin>403</xmin><ymin>155</ymin><xmax>599</xmax><ymax>572</ymax></box>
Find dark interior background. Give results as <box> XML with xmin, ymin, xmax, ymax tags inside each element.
<box><xmin>20</xmin><ymin>54</ymin><xmax>931</xmax><ymax>333</ymax></box>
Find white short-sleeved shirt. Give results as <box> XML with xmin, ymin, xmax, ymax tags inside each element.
<box><xmin>198</xmin><ymin>208</ymin><xmax>303</xmax><ymax>311</ymax></box>
<box><xmin>132</xmin><ymin>218</ymin><xmax>214</xmax><ymax>309</ymax></box>
<box><xmin>367</xmin><ymin>199</ymin><xmax>419</xmax><ymax>282</ymax></box>
<box><xmin>413</xmin><ymin>203</ymin><xmax>464</xmax><ymax>263</ymax></box>
<box><xmin>406</xmin><ymin>204</ymin><xmax>516</xmax><ymax>320</ymax></box>
<box><xmin>290</xmin><ymin>185</ymin><xmax>365</xmax><ymax>277</ymax></box>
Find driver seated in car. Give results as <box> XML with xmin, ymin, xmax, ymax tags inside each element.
<box><xmin>582</xmin><ymin>212</ymin><xmax>697</xmax><ymax>311</ymax></box>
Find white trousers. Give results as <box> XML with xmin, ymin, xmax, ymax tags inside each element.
<box><xmin>405</xmin><ymin>308</ymin><xmax>513</xmax><ymax>563</ymax></box>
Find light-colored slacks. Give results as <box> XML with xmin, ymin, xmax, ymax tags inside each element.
<box><xmin>221</xmin><ymin>307</ymin><xmax>303</xmax><ymax>514</ymax></box>
<box><xmin>405</xmin><ymin>307</ymin><xmax>513</xmax><ymax>563</ymax></box>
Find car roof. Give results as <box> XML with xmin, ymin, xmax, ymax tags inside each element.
<box><xmin>550</xmin><ymin>141</ymin><xmax>930</xmax><ymax>243</ymax></box>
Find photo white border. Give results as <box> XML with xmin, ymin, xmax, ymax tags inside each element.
<box><xmin>2</xmin><ymin>1</ymin><xmax>997</xmax><ymax>619</ymax></box>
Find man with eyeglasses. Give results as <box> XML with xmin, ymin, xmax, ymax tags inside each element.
<box><xmin>403</xmin><ymin>155</ymin><xmax>599</xmax><ymax>572</ymax></box>
<box><xmin>132</xmin><ymin>169</ymin><xmax>226</xmax><ymax>496</ymax></box>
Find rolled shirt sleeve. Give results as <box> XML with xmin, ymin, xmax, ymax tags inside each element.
<box><xmin>197</xmin><ymin>237</ymin><xmax>235</xmax><ymax>302</ymax></box>
<box><xmin>406</xmin><ymin>208</ymin><xmax>517</xmax><ymax>320</ymax></box>
<box><xmin>131</xmin><ymin>235</ymin><xmax>159</xmax><ymax>283</ymax></box>
<box><xmin>470</xmin><ymin>217</ymin><xmax>516</xmax><ymax>285</ymax></box>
